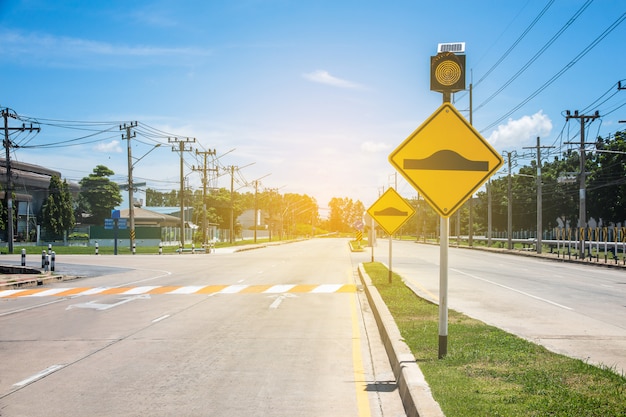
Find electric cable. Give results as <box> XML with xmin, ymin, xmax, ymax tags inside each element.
<box><xmin>480</xmin><ymin>12</ymin><xmax>626</xmax><ymax>133</ymax></box>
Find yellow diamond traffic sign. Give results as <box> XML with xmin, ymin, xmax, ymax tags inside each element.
<box><xmin>366</xmin><ymin>188</ymin><xmax>415</xmax><ymax>235</ymax></box>
<box><xmin>389</xmin><ymin>103</ymin><xmax>503</xmax><ymax>218</ymax></box>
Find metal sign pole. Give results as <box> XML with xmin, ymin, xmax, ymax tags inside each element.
<box><xmin>439</xmin><ymin>216</ymin><xmax>449</xmax><ymax>358</ymax></box>
<box><xmin>388</xmin><ymin>234</ymin><xmax>393</xmax><ymax>283</ymax></box>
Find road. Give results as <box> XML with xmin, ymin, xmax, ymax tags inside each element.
<box><xmin>0</xmin><ymin>239</ymin><xmax>406</xmax><ymax>417</ymax></box>
<box><xmin>373</xmin><ymin>239</ymin><xmax>626</xmax><ymax>375</ymax></box>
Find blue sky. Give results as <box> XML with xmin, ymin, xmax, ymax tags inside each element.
<box><xmin>1</xmin><ymin>1</ymin><xmax>625</xmax><ymax>214</ymax></box>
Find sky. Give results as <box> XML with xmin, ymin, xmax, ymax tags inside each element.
<box><xmin>1</xmin><ymin>1</ymin><xmax>625</xmax><ymax>216</ymax></box>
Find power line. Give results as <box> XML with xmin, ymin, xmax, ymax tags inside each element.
<box><xmin>474</xmin><ymin>0</ymin><xmax>556</xmax><ymax>90</ymax></box>
<box><xmin>2</xmin><ymin>107</ymin><xmax>41</xmax><ymax>254</ymax></box>
<box><xmin>474</xmin><ymin>0</ymin><xmax>593</xmax><ymax>113</ymax></box>
<box><xmin>480</xmin><ymin>12</ymin><xmax>626</xmax><ymax>133</ymax></box>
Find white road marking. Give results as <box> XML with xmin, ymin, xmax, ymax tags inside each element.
<box><xmin>311</xmin><ymin>284</ymin><xmax>343</xmax><ymax>293</ymax></box>
<box><xmin>66</xmin><ymin>294</ymin><xmax>150</xmax><ymax>311</ymax></box>
<box><xmin>264</xmin><ymin>284</ymin><xmax>295</xmax><ymax>293</ymax></box>
<box><xmin>152</xmin><ymin>314</ymin><xmax>170</xmax><ymax>323</ymax></box>
<box><xmin>123</xmin><ymin>286</ymin><xmax>160</xmax><ymax>295</ymax></box>
<box><xmin>26</xmin><ymin>288</ymin><xmax>69</xmax><ymax>297</ymax></box>
<box><xmin>451</xmin><ymin>268</ymin><xmax>573</xmax><ymax>310</ymax></box>
<box><xmin>219</xmin><ymin>284</ymin><xmax>248</xmax><ymax>294</ymax></box>
<box><xmin>14</xmin><ymin>364</ymin><xmax>65</xmax><ymax>387</ymax></box>
<box><xmin>268</xmin><ymin>293</ymin><xmax>297</xmax><ymax>309</ymax></box>
<box><xmin>167</xmin><ymin>286</ymin><xmax>205</xmax><ymax>294</ymax></box>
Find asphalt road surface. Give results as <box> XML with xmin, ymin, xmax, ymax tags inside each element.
<box><xmin>0</xmin><ymin>239</ymin><xmax>406</xmax><ymax>417</ymax></box>
<box><xmin>373</xmin><ymin>239</ymin><xmax>626</xmax><ymax>375</ymax></box>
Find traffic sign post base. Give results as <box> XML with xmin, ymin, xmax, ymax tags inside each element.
<box><xmin>439</xmin><ymin>335</ymin><xmax>448</xmax><ymax>359</ymax></box>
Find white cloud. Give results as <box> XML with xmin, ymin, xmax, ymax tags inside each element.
<box><xmin>488</xmin><ymin>111</ymin><xmax>552</xmax><ymax>149</ymax></box>
<box><xmin>95</xmin><ymin>140</ymin><xmax>123</xmax><ymax>153</ymax></box>
<box><xmin>361</xmin><ymin>141</ymin><xmax>390</xmax><ymax>153</ymax></box>
<box><xmin>302</xmin><ymin>70</ymin><xmax>362</xmax><ymax>89</ymax></box>
<box><xmin>0</xmin><ymin>30</ymin><xmax>211</xmax><ymax>68</ymax></box>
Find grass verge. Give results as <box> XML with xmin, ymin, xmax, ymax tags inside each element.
<box><xmin>363</xmin><ymin>262</ymin><xmax>626</xmax><ymax>417</ymax></box>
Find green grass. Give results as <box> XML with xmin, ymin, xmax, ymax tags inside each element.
<box><xmin>363</xmin><ymin>262</ymin><xmax>626</xmax><ymax>417</ymax></box>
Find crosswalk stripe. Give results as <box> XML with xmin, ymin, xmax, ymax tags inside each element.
<box><xmin>0</xmin><ymin>284</ymin><xmax>357</xmax><ymax>298</ymax></box>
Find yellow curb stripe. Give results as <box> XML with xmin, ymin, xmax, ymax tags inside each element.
<box><xmin>4</xmin><ymin>288</ymin><xmax>46</xmax><ymax>297</ymax></box>
<box><xmin>0</xmin><ymin>284</ymin><xmax>358</xmax><ymax>298</ymax></box>
<box><xmin>287</xmin><ymin>284</ymin><xmax>318</xmax><ymax>293</ymax></box>
<box><xmin>54</xmin><ymin>287</ymin><xmax>93</xmax><ymax>297</ymax></box>
<box><xmin>337</xmin><ymin>284</ymin><xmax>358</xmax><ymax>293</ymax></box>
<box><xmin>240</xmin><ymin>285</ymin><xmax>273</xmax><ymax>293</ymax></box>
<box><xmin>100</xmin><ymin>287</ymin><xmax>131</xmax><ymax>295</ymax></box>
<box><xmin>147</xmin><ymin>286</ymin><xmax>180</xmax><ymax>294</ymax></box>
<box><xmin>195</xmin><ymin>285</ymin><xmax>229</xmax><ymax>294</ymax></box>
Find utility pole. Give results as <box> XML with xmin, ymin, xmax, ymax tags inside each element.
<box><xmin>565</xmin><ymin>110</ymin><xmax>600</xmax><ymax>256</ymax></box>
<box><xmin>504</xmin><ymin>151</ymin><xmax>516</xmax><ymax>250</ymax></box>
<box><xmin>619</xmin><ymin>81</ymin><xmax>625</xmax><ymax>124</ymax></box>
<box><xmin>193</xmin><ymin>149</ymin><xmax>217</xmax><ymax>248</ymax></box>
<box><xmin>250</xmin><ymin>174</ymin><xmax>270</xmax><ymax>243</ymax></box>
<box><xmin>168</xmin><ymin>137</ymin><xmax>195</xmax><ymax>248</ymax></box>
<box><xmin>121</xmin><ymin>122</ymin><xmax>137</xmax><ymax>253</ymax></box>
<box><xmin>523</xmin><ymin>137</ymin><xmax>554</xmax><ymax>254</ymax></box>
<box><xmin>2</xmin><ymin>108</ymin><xmax>40</xmax><ymax>254</ymax></box>
<box><xmin>226</xmin><ymin>165</ymin><xmax>235</xmax><ymax>244</ymax></box>
<box><xmin>254</xmin><ymin>179</ymin><xmax>259</xmax><ymax>243</ymax></box>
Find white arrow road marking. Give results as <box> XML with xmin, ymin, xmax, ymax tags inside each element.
<box><xmin>268</xmin><ymin>293</ymin><xmax>297</xmax><ymax>309</ymax></box>
<box><xmin>66</xmin><ymin>294</ymin><xmax>150</xmax><ymax>311</ymax></box>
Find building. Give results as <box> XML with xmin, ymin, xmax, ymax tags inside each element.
<box><xmin>0</xmin><ymin>159</ymin><xmax>79</xmax><ymax>242</ymax></box>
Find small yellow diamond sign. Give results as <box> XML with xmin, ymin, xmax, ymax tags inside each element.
<box><xmin>389</xmin><ymin>103</ymin><xmax>503</xmax><ymax>218</ymax></box>
<box><xmin>366</xmin><ymin>188</ymin><xmax>415</xmax><ymax>235</ymax></box>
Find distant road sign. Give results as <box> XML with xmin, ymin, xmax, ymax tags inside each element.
<box><xmin>389</xmin><ymin>103</ymin><xmax>503</xmax><ymax>218</ymax></box>
<box><xmin>104</xmin><ymin>218</ymin><xmax>114</xmax><ymax>230</ymax></box>
<box><xmin>366</xmin><ymin>188</ymin><xmax>415</xmax><ymax>235</ymax></box>
<box><xmin>118</xmin><ymin>219</ymin><xmax>127</xmax><ymax>229</ymax></box>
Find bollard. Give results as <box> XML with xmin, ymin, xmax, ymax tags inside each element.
<box><xmin>44</xmin><ymin>254</ymin><xmax>50</xmax><ymax>272</ymax></box>
<box><xmin>192</xmin><ymin>243</ymin><xmax>195</xmax><ymax>254</ymax></box>
<box><xmin>21</xmin><ymin>248</ymin><xmax>26</xmax><ymax>267</ymax></box>
<box><xmin>51</xmin><ymin>251</ymin><xmax>56</xmax><ymax>272</ymax></box>
<box><xmin>159</xmin><ymin>242</ymin><xmax>162</xmax><ymax>255</ymax></box>
<box><xmin>178</xmin><ymin>244</ymin><xmax>182</xmax><ymax>254</ymax></box>
<box><xmin>95</xmin><ymin>242</ymin><xmax>99</xmax><ymax>255</ymax></box>
<box><xmin>48</xmin><ymin>243</ymin><xmax>52</xmax><ymax>255</ymax></box>
<box><xmin>42</xmin><ymin>250</ymin><xmax>46</xmax><ymax>268</ymax></box>
<box><xmin>132</xmin><ymin>242</ymin><xmax>136</xmax><ymax>255</ymax></box>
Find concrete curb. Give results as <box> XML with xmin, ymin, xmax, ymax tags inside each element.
<box><xmin>357</xmin><ymin>263</ymin><xmax>445</xmax><ymax>417</ymax></box>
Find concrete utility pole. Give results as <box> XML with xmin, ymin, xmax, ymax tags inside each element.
<box><xmin>504</xmin><ymin>151</ymin><xmax>516</xmax><ymax>250</ymax></box>
<box><xmin>565</xmin><ymin>110</ymin><xmax>600</xmax><ymax>256</ymax></box>
<box><xmin>193</xmin><ymin>149</ymin><xmax>217</xmax><ymax>248</ymax></box>
<box><xmin>2</xmin><ymin>108</ymin><xmax>40</xmax><ymax>254</ymax></box>
<box><xmin>168</xmin><ymin>137</ymin><xmax>195</xmax><ymax>248</ymax></box>
<box><xmin>228</xmin><ymin>165</ymin><xmax>235</xmax><ymax>244</ymax></box>
<box><xmin>523</xmin><ymin>137</ymin><xmax>554</xmax><ymax>254</ymax></box>
<box><xmin>619</xmin><ymin>81</ymin><xmax>625</xmax><ymax>124</ymax></box>
<box><xmin>122</xmin><ymin>122</ymin><xmax>137</xmax><ymax>253</ymax></box>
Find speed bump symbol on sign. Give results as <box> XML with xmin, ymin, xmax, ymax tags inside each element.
<box><xmin>366</xmin><ymin>188</ymin><xmax>415</xmax><ymax>236</ymax></box>
<box><xmin>389</xmin><ymin>102</ymin><xmax>503</xmax><ymax>218</ymax></box>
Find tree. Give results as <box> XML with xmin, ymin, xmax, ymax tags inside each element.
<box><xmin>146</xmin><ymin>188</ymin><xmax>178</xmax><ymax>206</ymax></box>
<box><xmin>327</xmin><ymin>197</ymin><xmax>364</xmax><ymax>232</ymax></box>
<box><xmin>588</xmin><ymin>130</ymin><xmax>626</xmax><ymax>224</ymax></box>
<box><xmin>42</xmin><ymin>176</ymin><xmax>75</xmax><ymax>239</ymax></box>
<box><xmin>78</xmin><ymin>165</ymin><xmax>122</xmax><ymax>225</ymax></box>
